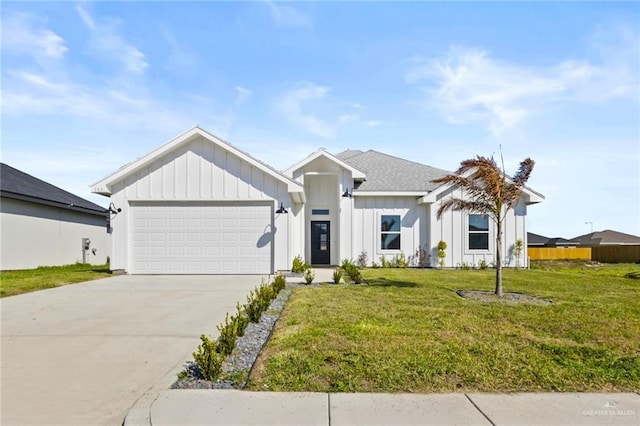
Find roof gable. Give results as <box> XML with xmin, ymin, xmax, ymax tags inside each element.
<box><xmin>1</xmin><ymin>163</ymin><xmax>106</xmax><ymax>215</ymax></box>
<box><xmin>91</xmin><ymin>126</ymin><xmax>303</xmax><ymax>197</ymax></box>
<box><xmin>283</xmin><ymin>149</ymin><xmax>366</xmax><ymax>179</ymax></box>
<box><xmin>336</xmin><ymin>150</ymin><xmax>450</xmax><ymax>192</ymax></box>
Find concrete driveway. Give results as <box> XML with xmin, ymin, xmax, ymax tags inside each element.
<box><xmin>1</xmin><ymin>274</ymin><xmax>263</xmax><ymax>426</ymax></box>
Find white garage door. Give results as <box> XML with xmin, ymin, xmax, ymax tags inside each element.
<box><xmin>131</xmin><ymin>202</ymin><xmax>272</xmax><ymax>274</ymax></box>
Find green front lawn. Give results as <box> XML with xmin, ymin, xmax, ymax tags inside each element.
<box><xmin>249</xmin><ymin>264</ymin><xmax>640</xmax><ymax>392</ymax></box>
<box><xmin>0</xmin><ymin>263</ymin><xmax>111</xmax><ymax>297</ymax></box>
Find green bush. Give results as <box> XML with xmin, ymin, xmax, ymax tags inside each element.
<box><xmin>217</xmin><ymin>313</ymin><xmax>238</xmax><ymax>356</ymax></box>
<box><xmin>193</xmin><ymin>334</ymin><xmax>224</xmax><ymax>380</ymax></box>
<box><xmin>272</xmin><ymin>274</ymin><xmax>286</xmax><ymax>292</ymax></box>
<box><xmin>393</xmin><ymin>253</ymin><xmax>408</xmax><ymax>268</ymax></box>
<box><xmin>478</xmin><ymin>259</ymin><xmax>489</xmax><ymax>270</ymax></box>
<box><xmin>458</xmin><ymin>261</ymin><xmax>472</xmax><ymax>270</ymax></box>
<box><xmin>357</xmin><ymin>250</ymin><xmax>368</xmax><ymax>268</ymax></box>
<box><xmin>437</xmin><ymin>240</ymin><xmax>447</xmax><ymax>268</ymax></box>
<box><xmin>235</xmin><ymin>302</ymin><xmax>250</xmax><ymax>337</ymax></box>
<box><xmin>291</xmin><ymin>255</ymin><xmax>310</xmax><ymax>273</ymax></box>
<box><xmin>332</xmin><ymin>268</ymin><xmax>343</xmax><ymax>284</ymax></box>
<box><xmin>380</xmin><ymin>255</ymin><xmax>392</xmax><ymax>268</ymax></box>
<box><xmin>341</xmin><ymin>259</ymin><xmax>362</xmax><ymax>284</ymax></box>
<box><xmin>303</xmin><ymin>268</ymin><xmax>315</xmax><ymax>284</ymax></box>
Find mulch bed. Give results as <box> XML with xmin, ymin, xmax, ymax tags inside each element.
<box><xmin>456</xmin><ymin>290</ymin><xmax>553</xmax><ymax>305</ymax></box>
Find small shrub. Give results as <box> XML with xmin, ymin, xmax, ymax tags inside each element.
<box><xmin>192</xmin><ymin>334</ymin><xmax>224</xmax><ymax>381</ymax></box>
<box><xmin>412</xmin><ymin>245</ymin><xmax>429</xmax><ymax>268</ymax></box>
<box><xmin>235</xmin><ymin>302</ymin><xmax>250</xmax><ymax>337</ymax></box>
<box><xmin>352</xmin><ymin>270</ymin><xmax>363</xmax><ymax>284</ymax></box>
<box><xmin>437</xmin><ymin>240</ymin><xmax>447</xmax><ymax>268</ymax></box>
<box><xmin>291</xmin><ymin>255</ymin><xmax>310</xmax><ymax>273</ymax></box>
<box><xmin>380</xmin><ymin>255</ymin><xmax>392</xmax><ymax>268</ymax></box>
<box><xmin>332</xmin><ymin>268</ymin><xmax>343</xmax><ymax>284</ymax></box>
<box><xmin>514</xmin><ymin>238</ymin><xmax>524</xmax><ymax>268</ymax></box>
<box><xmin>371</xmin><ymin>261</ymin><xmax>380</xmax><ymax>268</ymax></box>
<box><xmin>393</xmin><ymin>253</ymin><xmax>408</xmax><ymax>268</ymax></box>
<box><xmin>341</xmin><ymin>259</ymin><xmax>358</xmax><ymax>281</ymax></box>
<box><xmin>356</xmin><ymin>250</ymin><xmax>368</xmax><ymax>268</ymax></box>
<box><xmin>458</xmin><ymin>261</ymin><xmax>472</xmax><ymax>270</ymax></box>
<box><xmin>217</xmin><ymin>312</ymin><xmax>238</xmax><ymax>356</ymax></box>
<box><xmin>478</xmin><ymin>259</ymin><xmax>489</xmax><ymax>270</ymax></box>
<box><xmin>303</xmin><ymin>268</ymin><xmax>315</xmax><ymax>284</ymax></box>
<box><xmin>272</xmin><ymin>274</ymin><xmax>286</xmax><ymax>292</ymax></box>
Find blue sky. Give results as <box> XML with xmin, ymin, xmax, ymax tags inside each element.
<box><xmin>2</xmin><ymin>1</ymin><xmax>638</xmax><ymax>238</ymax></box>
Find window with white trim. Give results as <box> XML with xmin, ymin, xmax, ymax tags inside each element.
<box><xmin>468</xmin><ymin>214</ymin><xmax>489</xmax><ymax>250</ymax></box>
<box><xmin>380</xmin><ymin>215</ymin><xmax>401</xmax><ymax>250</ymax></box>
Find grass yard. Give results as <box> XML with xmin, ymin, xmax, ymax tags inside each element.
<box><xmin>249</xmin><ymin>263</ymin><xmax>640</xmax><ymax>393</ymax></box>
<box><xmin>0</xmin><ymin>263</ymin><xmax>111</xmax><ymax>297</ymax></box>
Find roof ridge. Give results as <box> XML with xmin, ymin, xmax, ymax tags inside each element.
<box><xmin>363</xmin><ymin>149</ymin><xmax>451</xmax><ymax>173</ymax></box>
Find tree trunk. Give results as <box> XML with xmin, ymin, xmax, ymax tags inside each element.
<box><xmin>495</xmin><ymin>220</ymin><xmax>503</xmax><ymax>297</ymax></box>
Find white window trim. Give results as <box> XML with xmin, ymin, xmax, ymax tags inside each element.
<box><xmin>378</xmin><ymin>212</ymin><xmax>402</xmax><ymax>254</ymax></box>
<box><xmin>465</xmin><ymin>213</ymin><xmax>493</xmax><ymax>254</ymax></box>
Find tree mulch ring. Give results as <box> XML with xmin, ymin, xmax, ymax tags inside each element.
<box><xmin>456</xmin><ymin>290</ymin><xmax>553</xmax><ymax>305</ymax></box>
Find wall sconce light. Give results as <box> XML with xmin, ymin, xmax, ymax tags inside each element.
<box><xmin>276</xmin><ymin>202</ymin><xmax>288</xmax><ymax>214</ymax></box>
<box><xmin>108</xmin><ymin>202</ymin><xmax>122</xmax><ymax>216</ymax></box>
<box><xmin>342</xmin><ymin>188</ymin><xmax>352</xmax><ymax>198</ymax></box>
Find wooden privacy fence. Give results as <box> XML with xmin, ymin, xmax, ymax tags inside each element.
<box><xmin>591</xmin><ymin>245</ymin><xmax>640</xmax><ymax>263</ymax></box>
<box><xmin>528</xmin><ymin>247</ymin><xmax>591</xmax><ymax>261</ymax></box>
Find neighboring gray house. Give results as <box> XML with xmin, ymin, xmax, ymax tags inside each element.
<box><xmin>1</xmin><ymin>163</ymin><xmax>110</xmax><ymax>270</ymax></box>
<box><xmin>527</xmin><ymin>232</ymin><xmax>579</xmax><ymax>247</ymax></box>
<box><xmin>91</xmin><ymin>126</ymin><xmax>543</xmax><ymax>274</ymax></box>
<box><xmin>568</xmin><ymin>230</ymin><xmax>640</xmax><ymax>246</ymax></box>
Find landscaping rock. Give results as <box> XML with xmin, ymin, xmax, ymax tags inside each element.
<box><xmin>173</xmin><ymin>285</ymin><xmax>294</xmax><ymax>390</ymax></box>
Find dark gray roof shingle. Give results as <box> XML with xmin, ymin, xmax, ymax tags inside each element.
<box><xmin>335</xmin><ymin>150</ymin><xmax>450</xmax><ymax>192</ymax></box>
<box><xmin>568</xmin><ymin>230</ymin><xmax>640</xmax><ymax>246</ymax></box>
<box><xmin>1</xmin><ymin>163</ymin><xmax>107</xmax><ymax>215</ymax></box>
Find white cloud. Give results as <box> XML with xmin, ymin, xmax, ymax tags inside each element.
<box><xmin>160</xmin><ymin>26</ymin><xmax>198</xmax><ymax>75</ymax></box>
<box><xmin>76</xmin><ymin>5</ymin><xmax>148</xmax><ymax>75</ymax></box>
<box><xmin>235</xmin><ymin>86</ymin><xmax>253</xmax><ymax>106</ymax></box>
<box><xmin>406</xmin><ymin>26</ymin><xmax>639</xmax><ymax>136</ymax></box>
<box><xmin>274</xmin><ymin>82</ymin><xmax>383</xmax><ymax>137</ymax></box>
<box><xmin>338</xmin><ymin>114</ymin><xmax>358</xmax><ymax>125</ymax></box>
<box><xmin>264</xmin><ymin>1</ymin><xmax>312</xmax><ymax>29</ymax></box>
<box><xmin>275</xmin><ymin>82</ymin><xmax>335</xmax><ymax>137</ymax></box>
<box><xmin>1</xmin><ymin>12</ymin><xmax>68</xmax><ymax>59</ymax></box>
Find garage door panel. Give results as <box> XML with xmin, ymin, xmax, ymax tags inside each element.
<box><xmin>131</xmin><ymin>202</ymin><xmax>272</xmax><ymax>274</ymax></box>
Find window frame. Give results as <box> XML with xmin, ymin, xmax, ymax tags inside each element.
<box><xmin>379</xmin><ymin>213</ymin><xmax>402</xmax><ymax>252</ymax></box>
<box><xmin>467</xmin><ymin>213</ymin><xmax>491</xmax><ymax>252</ymax></box>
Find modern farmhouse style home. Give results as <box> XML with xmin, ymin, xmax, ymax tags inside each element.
<box><xmin>91</xmin><ymin>126</ymin><xmax>543</xmax><ymax>274</ymax></box>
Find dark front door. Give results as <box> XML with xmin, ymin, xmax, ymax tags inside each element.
<box><xmin>311</xmin><ymin>221</ymin><xmax>330</xmax><ymax>265</ymax></box>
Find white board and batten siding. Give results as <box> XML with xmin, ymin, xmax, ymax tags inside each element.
<box><xmin>428</xmin><ymin>187</ymin><xmax>528</xmax><ymax>268</ymax></box>
<box><xmin>108</xmin><ymin>136</ymin><xmax>290</xmax><ymax>274</ymax></box>
<box><xmin>352</xmin><ymin>196</ymin><xmax>427</xmax><ymax>266</ymax></box>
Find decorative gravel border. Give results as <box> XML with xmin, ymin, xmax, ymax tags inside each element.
<box><xmin>172</xmin><ymin>284</ymin><xmax>295</xmax><ymax>390</ymax></box>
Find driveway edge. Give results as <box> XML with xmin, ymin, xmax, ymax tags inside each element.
<box><xmin>123</xmin><ymin>353</ymin><xmax>192</xmax><ymax>426</ymax></box>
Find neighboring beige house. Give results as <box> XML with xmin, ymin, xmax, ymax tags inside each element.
<box><xmin>0</xmin><ymin>163</ymin><xmax>110</xmax><ymax>270</ymax></box>
<box><xmin>92</xmin><ymin>126</ymin><xmax>544</xmax><ymax>274</ymax></box>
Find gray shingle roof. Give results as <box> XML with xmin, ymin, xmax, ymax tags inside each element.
<box><xmin>335</xmin><ymin>150</ymin><xmax>450</xmax><ymax>192</ymax></box>
<box><xmin>527</xmin><ymin>232</ymin><xmax>550</xmax><ymax>246</ymax></box>
<box><xmin>1</xmin><ymin>163</ymin><xmax>107</xmax><ymax>216</ymax></box>
<box><xmin>568</xmin><ymin>230</ymin><xmax>640</xmax><ymax>246</ymax></box>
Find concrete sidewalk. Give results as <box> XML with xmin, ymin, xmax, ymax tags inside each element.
<box><xmin>139</xmin><ymin>390</ymin><xmax>639</xmax><ymax>426</ymax></box>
